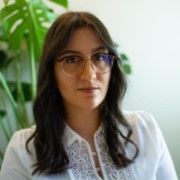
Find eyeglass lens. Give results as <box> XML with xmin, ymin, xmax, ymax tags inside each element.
<box><xmin>60</xmin><ymin>53</ymin><xmax>114</xmax><ymax>77</ymax></box>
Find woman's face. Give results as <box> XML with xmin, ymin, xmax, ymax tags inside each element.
<box><xmin>54</xmin><ymin>27</ymin><xmax>111</xmax><ymax>111</ymax></box>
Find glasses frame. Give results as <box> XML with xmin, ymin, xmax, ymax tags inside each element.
<box><xmin>57</xmin><ymin>53</ymin><xmax>116</xmax><ymax>78</ymax></box>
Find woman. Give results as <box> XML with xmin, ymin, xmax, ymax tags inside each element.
<box><xmin>0</xmin><ymin>11</ymin><xmax>178</xmax><ymax>180</ymax></box>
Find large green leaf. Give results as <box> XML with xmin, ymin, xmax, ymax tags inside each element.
<box><xmin>9</xmin><ymin>20</ymin><xmax>29</xmax><ymax>50</ymax></box>
<box><xmin>49</xmin><ymin>0</ymin><xmax>68</xmax><ymax>8</ymax></box>
<box><xmin>0</xmin><ymin>1</ymin><xmax>22</xmax><ymax>18</ymax></box>
<box><xmin>0</xmin><ymin>0</ymin><xmax>56</xmax><ymax>61</ymax></box>
<box><xmin>0</xmin><ymin>21</ymin><xmax>9</xmax><ymax>41</ymax></box>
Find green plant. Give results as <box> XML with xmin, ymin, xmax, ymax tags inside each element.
<box><xmin>0</xmin><ymin>0</ymin><xmax>68</xmax><ymax>164</ymax></box>
<box><xmin>114</xmin><ymin>43</ymin><xmax>132</xmax><ymax>74</ymax></box>
<box><xmin>120</xmin><ymin>53</ymin><xmax>132</xmax><ymax>74</ymax></box>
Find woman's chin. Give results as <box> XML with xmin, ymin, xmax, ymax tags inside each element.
<box><xmin>76</xmin><ymin>100</ymin><xmax>102</xmax><ymax>111</ymax></box>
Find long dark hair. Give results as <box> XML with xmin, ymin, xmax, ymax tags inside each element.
<box><xmin>26</xmin><ymin>11</ymin><xmax>139</xmax><ymax>175</ymax></box>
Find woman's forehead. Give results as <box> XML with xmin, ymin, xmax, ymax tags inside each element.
<box><xmin>63</xmin><ymin>27</ymin><xmax>104</xmax><ymax>52</ymax></box>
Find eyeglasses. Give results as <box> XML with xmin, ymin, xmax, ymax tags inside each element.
<box><xmin>57</xmin><ymin>53</ymin><xmax>115</xmax><ymax>78</ymax></box>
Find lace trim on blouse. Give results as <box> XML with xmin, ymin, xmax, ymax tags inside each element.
<box><xmin>65</xmin><ymin>126</ymin><xmax>136</xmax><ymax>180</ymax></box>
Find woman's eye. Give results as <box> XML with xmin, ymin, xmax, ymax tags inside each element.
<box><xmin>93</xmin><ymin>53</ymin><xmax>113</xmax><ymax>67</ymax></box>
<box><xmin>64</xmin><ymin>56</ymin><xmax>80</xmax><ymax>64</ymax></box>
<box><xmin>94</xmin><ymin>53</ymin><xmax>109</xmax><ymax>62</ymax></box>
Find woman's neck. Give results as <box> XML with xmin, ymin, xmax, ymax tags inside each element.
<box><xmin>65</xmin><ymin>106</ymin><xmax>101</xmax><ymax>141</ymax></box>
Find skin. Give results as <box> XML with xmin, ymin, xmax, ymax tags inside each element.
<box><xmin>54</xmin><ymin>27</ymin><xmax>111</xmax><ymax>139</ymax></box>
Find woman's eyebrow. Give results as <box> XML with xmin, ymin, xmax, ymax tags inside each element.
<box><xmin>58</xmin><ymin>46</ymin><xmax>107</xmax><ymax>56</ymax></box>
<box><xmin>58</xmin><ymin>50</ymin><xmax>81</xmax><ymax>56</ymax></box>
<box><xmin>91</xmin><ymin>46</ymin><xmax>107</xmax><ymax>53</ymax></box>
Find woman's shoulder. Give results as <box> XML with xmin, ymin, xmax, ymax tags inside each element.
<box><xmin>6</xmin><ymin>126</ymin><xmax>36</xmax><ymax>155</ymax></box>
<box><xmin>11</xmin><ymin>126</ymin><xmax>36</xmax><ymax>144</ymax></box>
<box><xmin>122</xmin><ymin>110</ymin><xmax>163</xmax><ymax>151</ymax></box>
<box><xmin>122</xmin><ymin>110</ymin><xmax>178</xmax><ymax>179</ymax></box>
<box><xmin>122</xmin><ymin>110</ymin><xmax>162</xmax><ymax>145</ymax></box>
<box><xmin>0</xmin><ymin>126</ymin><xmax>36</xmax><ymax>178</ymax></box>
<box><xmin>122</xmin><ymin>110</ymin><xmax>159</xmax><ymax>132</ymax></box>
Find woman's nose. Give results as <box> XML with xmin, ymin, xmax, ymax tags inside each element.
<box><xmin>79</xmin><ymin>60</ymin><xmax>96</xmax><ymax>81</ymax></box>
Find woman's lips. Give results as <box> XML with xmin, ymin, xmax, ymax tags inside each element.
<box><xmin>77</xmin><ymin>87</ymin><xmax>99</xmax><ymax>93</ymax></box>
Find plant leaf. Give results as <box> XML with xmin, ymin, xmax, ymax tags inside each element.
<box><xmin>0</xmin><ymin>20</ymin><xmax>10</xmax><ymax>41</ymax></box>
<box><xmin>120</xmin><ymin>54</ymin><xmax>129</xmax><ymax>61</ymax></box>
<box><xmin>0</xmin><ymin>1</ymin><xmax>22</xmax><ymax>20</ymax></box>
<box><xmin>0</xmin><ymin>49</ymin><xmax>7</xmax><ymax>69</ymax></box>
<box><xmin>0</xmin><ymin>0</ymin><xmax>56</xmax><ymax>61</ymax></box>
<box><xmin>0</xmin><ymin>110</ymin><xmax>6</xmax><ymax>118</ymax></box>
<box><xmin>9</xmin><ymin>20</ymin><xmax>28</xmax><ymax>50</ymax></box>
<box><xmin>6</xmin><ymin>81</ymin><xmax>32</xmax><ymax>102</ymax></box>
<box><xmin>122</xmin><ymin>64</ymin><xmax>132</xmax><ymax>74</ymax></box>
<box><xmin>0</xmin><ymin>118</ymin><xmax>11</xmax><ymax>141</ymax></box>
<box><xmin>5</xmin><ymin>11</ymin><xmax>24</xmax><ymax>34</ymax></box>
<box><xmin>49</xmin><ymin>0</ymin><xmax>68</xmax><ymax>8</ymax></box>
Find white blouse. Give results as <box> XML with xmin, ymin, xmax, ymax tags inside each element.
<box><xmin>0</xmin><ymin>111</ymin><xmax>178</xmax><ymax>180</ymax></box>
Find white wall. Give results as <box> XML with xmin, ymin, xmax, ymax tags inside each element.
<box><xmin>65</xmin><ymin>0</ymin><xmax>180</xmax><ymax>176</ymax></box>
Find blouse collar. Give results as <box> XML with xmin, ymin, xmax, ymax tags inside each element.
<box><xmin>63</xmin><ymin>122</ymin><xmax>104</xmax><ymax>147</ymax></box>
